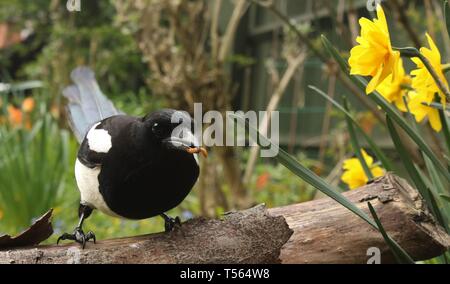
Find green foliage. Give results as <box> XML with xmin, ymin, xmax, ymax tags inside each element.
<box><xmin>440</xmin><ymin>109</ymin><xmax>450</xmax><ymax>155</ymax></box>
<box><xmin>0</xmin><ymin>0</ymin><xmax>184</xmax><ymax>237</ymax></box>
<box><xmin>308</xmin><ymin>85</ymin><xmax>394</xmax><ymax>171</ymax></box>
<box><xmin>445</xmin><ymin>1</ymin><xmax>450</xmax><ymax>41</ymax></box>
<box><xmin>232</xmin><ymin>113</ymin><xmax>413</xmax><ymax>263</ymax></box>
<box><xmin>250</xmin><ymin>157</ymin><xmax>317</xmax><ymax>208</ymax></box>
<box><xmin>1</xmin><ymin>0</ymin><xmax>448</xmax><ymax>264</ymax></box>
<box><xmin>0</xmin><ymin>0</ymin><xmax>149</xmax><ymax>100</ymax></box>
<box><xmin>0</xmin><ymin>100</ymin><xmax>74</xmax><ymax>233</ymax></box>
<box><xmin>322</xmin><ymin>35</ymin><xmax>450</xmax><ymax>184</ymax></box>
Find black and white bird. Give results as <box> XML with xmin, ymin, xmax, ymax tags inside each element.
<box><xmin>57</xmin><ymin>67</ymin><xmax>207</xmax><ymax>248</ymax></box>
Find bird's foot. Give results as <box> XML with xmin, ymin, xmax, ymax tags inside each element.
<box><xmin>161</xmin><ymin>214</ymin><xmax>181</xmax><ymax>232</ymax></box>
<box><xmin>57</xmin><ymin>227</ymin><xmax>96</xmax><ymax>249</ymax></box>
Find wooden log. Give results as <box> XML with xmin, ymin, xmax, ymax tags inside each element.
<box><xmin>0</xmin><ymin>205</ymin><xmax>292</xmax><ymax>264</ymax></box>
<box><xmin>0</xmin><ymin>173</ymin><xmax>448</xmax><ymax>264</ymax></box>
<box><xmin>270</xmin><ymin>173</ymin><xmax>450</xmax><ymax>263</ymax></box>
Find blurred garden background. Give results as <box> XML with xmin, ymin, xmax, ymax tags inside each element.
<box><xmin>0</xmin><ymin>0</ymin><xmax>449</xmax><ymax>263</ymax></box>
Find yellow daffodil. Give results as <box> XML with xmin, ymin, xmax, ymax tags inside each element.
<box><xmin>408</xmin><ymin>91</ymin><xmax>442</xmax><ymax>132</ymax></box>
<box><xmin>348</xmin><ymin>5</ymin><xmax>400</xmax><ymax>94</ymax></box>
<box><xmin>376</xmin><ymin>58</ymin><xmax>411</xmax><ymax>111</ymax></box>
<box><xmin>411</xmin><ymin>33</ymin><xmax>448</xmax><ymax>105</ymax></box>
<box><xmin>341</xmin><ymin>149</ymin><xmax>384</xmax><ymax>190</ymax></box>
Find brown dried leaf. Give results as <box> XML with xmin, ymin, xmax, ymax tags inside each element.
<box><xmin>0</xmin><ymin>209</ymin><xmax>53</xmax><ymax>250</ymax></box>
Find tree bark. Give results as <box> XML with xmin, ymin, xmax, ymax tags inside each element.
<box><xmin>0</xmin><ymin>174</ymin><xmax>449</xmax><ymax>264</ymax></box>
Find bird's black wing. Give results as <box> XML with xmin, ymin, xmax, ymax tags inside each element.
<box><xmin>78</xmin><ymin>115</ymin><xmax>144</xmax><ymax>169</ymax></box>
<box><xmin>77</xmin><ymin>137</ymin><xmax>106</xmax><ymax>169</ymax></box>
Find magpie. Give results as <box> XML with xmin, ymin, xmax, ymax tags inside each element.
<box><xmin>57</xmin><ymin>67</ymin><xmax>207</xmax><ymax>248</ymax></box>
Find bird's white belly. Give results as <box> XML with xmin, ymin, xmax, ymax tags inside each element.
<box><xmin>75</xmin><ymin>158</ymin><xmax>120</xmax><ymax>218</ymax></box>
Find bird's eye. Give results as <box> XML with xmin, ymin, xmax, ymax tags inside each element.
<box><xmin>152</xmin><ymin>122</ymin><xmax>168</xmax><ymax>138</ymax></box>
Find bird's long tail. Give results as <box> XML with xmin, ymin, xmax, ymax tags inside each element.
<box><xmin>63</xmin><ymin>67</ymin><xmax>122</xmax><ymax>143</ymax></box>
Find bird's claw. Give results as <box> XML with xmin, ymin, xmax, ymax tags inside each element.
<box><xmin>163</xmin><ymin>215</ymin><xmax>181</xmax><ymax>232</ymax></box>
<box><xmin>57</xmin><ymin>227</ymin><xmax>96</xmax><ymax>249</ymax></box>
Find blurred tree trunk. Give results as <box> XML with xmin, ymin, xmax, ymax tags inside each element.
<box><xmin>216</xmin><ymin>146</ymin><xmax>250</xmax><ymax>209</ymax></box>
<box><xmin>114</xmin><ymin>0</ymin><xmax>251</xmax><ymax>211</ymax></box>
<box><xmin>243</xmin><ymin>36</ymin><xmax>307</xmax><ymax>185</ymax></box>
<box><xmin>198</xmin><ymin>150</ymin><xmax>229</xmax><ymax>217</ymax></box>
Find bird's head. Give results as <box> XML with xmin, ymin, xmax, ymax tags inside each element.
<box><xmin>143</xmin><ymin>109</ymin><xmax>207</xmax><ymax>158</ymax></box>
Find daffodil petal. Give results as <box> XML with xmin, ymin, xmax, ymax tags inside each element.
<box><xmin>428</xmin><ymin>108</ymin><xmax>442</xmax><ymax>132</ymax></box>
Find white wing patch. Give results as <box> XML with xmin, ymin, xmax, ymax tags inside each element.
<box><xmin>87</xmin><ymin>122</ymin><xmax>112</xmax><ymax>153</ymax></box>
<box><xmin>75</xmin><ymin>159</ymin><xmax>120</xmax><ymax>218</ymax></box>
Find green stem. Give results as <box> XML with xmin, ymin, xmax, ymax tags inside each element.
<box><xmin>343</xmin><ymin>98</ymin><xmax>374</xmax><ymax>180</ymax></box>
<box><xmin>439</xmin><ymin>109</ymin><xmax>450</xmax><ymax>156</ymax></box>
<box><xmin>442</xmin><ymin>63</ymin><xmax>450</xmax><ymax>74</ymax></box>
<box><xmin>400</xmin><ymin>84</ymin><xmax>414</xmax><ymax>91</ymax></box>
<box><xmin>394</xmin><ymin>47</ymin><xmax>450</xmax><ymax>102</ymax></box>
<box><xmin>425</xmin><ymin>102</ymin><xmax>450</xmax><ymax>110</ymax></box>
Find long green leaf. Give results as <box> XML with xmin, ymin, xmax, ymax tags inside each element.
<box><xmin>441</xmin><ymin>195</ymin><xmax>450</xmax><ymax>203</ymax></box>
<box><xmin>230</xmin><ymin>114</ymin><xmax>376</xmax><ymax>227</ymax></box>
<box><xmin>343</xmin><ymin>97</ymin><xmax>374</xmax><ymax>180</ymax></box>
<box><xmin>414</xmin><ymin>165</ymin><xmax>450</xmax><ymax>233</ymax></box>
<box><xmin>445</xmin><ymin>1</ymin><xmax>450</xmax><ymax>42</ymax></box>
<box><xmin>403</xmin><ymin>97</ymin><xmax>450</xmax><ymax>229</ymax></box>
<box><xmin>386</xmin><ymin>116</ymin><xmax>446</xmax><ymax>228</ymax></box>
<box><xmin>439</xmin><ymin>109</ymin><xmax>450</xmax><ymax>156</ymax></box>
<box><xmin>445</xmin><ymin>155</ymin><xmax>450</xmax><ymax>165</ymax></box>
<box><xmin>424</xmin><ymin>155</ymin><xmax>450</xmax><ymax>195</ymax></box>
<box><xmin>231</xmin><ymin>113</ymin><xmax>414</xmax><ymax>262</ymax></box>
<box><xmin>368</xmin><ymin>202</ymin><xmax>415</xmax><ymax>264</ymax></box>
<box><xmin>386</xmin><ymin>116</ymin><xmax>428</xmax><ymax>197</ymax></box>
<box><xmin>428</xmin><ymin>190</ymin><xmax>449</xmax><ymax>234</ymax></box>
<box><xmin>423</xmin><ymin>155</ymin><xmax>450</xmax><ymax>232</ymax></box>
<box><xmin>308</xmin><ymin>85</ymin><xmax>394</xmax><ymax>171</ymax></box>
<box><xmin>321</xmin><ymin>35</ymin><xmax>450</xmax><ymax>183</ymax></box>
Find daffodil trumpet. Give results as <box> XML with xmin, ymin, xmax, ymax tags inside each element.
<box><xmin>394</xmin><ymin>46</ymin><xmax>450</xmax><ymax>102</ymax></box>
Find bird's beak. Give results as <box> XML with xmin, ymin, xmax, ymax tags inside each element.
<box><xmin>162</xmin><ymin>136</ymin><xmax>208</xmax><ymax>158</ymax></box>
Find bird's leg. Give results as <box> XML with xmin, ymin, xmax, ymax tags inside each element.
<box><xmin>160</xmin><ymin>213</ymin><xmax>181</xmax><ymax>232</ymax></box>
<box><xmin>57</xmin><ymin>204</ymin><xmax>96</xmax><ymax>249</ymax></box>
